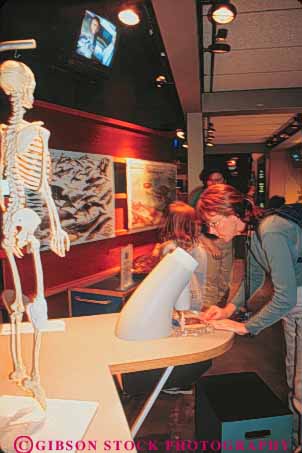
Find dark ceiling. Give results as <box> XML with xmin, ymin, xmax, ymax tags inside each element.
<box><xmin>152</xmin><ymin>0</ymin><xmax>302</xmax><ymax>150</ymax></box>
<box><xmin>0</xmin><ymin>0</ymin><xmax>185</xmax><ymax>131</ymax></box>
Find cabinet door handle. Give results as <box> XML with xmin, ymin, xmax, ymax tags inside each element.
<box><xmin>74</xmin><ymin>296</ymin><xmax>112</xmax><ymax>305</ymax></box>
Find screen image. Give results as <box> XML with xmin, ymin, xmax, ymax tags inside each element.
<box><xmin>76</xmin><ymin>10</ymin><xmax>117</xmax><ymax>68</ymax></box>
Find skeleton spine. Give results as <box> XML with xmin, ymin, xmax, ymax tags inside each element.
<box><xmin>2</xmin><ymin>91</ymin><xmax>26</xmax><ymax>241</ymax></box>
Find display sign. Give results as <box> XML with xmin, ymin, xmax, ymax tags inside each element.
<box><xmin>126</xmin><ymin>158</ymin><xmax>177</xmax><ymax>230</ymax></box>
<box><xmin>120</xmin><ymin>244</ymin><xmax>134</xmax><ymax>290</ymax></box>
<box><xmin>256</xmin><ymin>156</ymin><xmax>266</xmax><ymax>208</ymax></box>
<box><xmin>28</xmin><ymin>149</ymin><xmax>115</xmax><ymax>248</ymax></box>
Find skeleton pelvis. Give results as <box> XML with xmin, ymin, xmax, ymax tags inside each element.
<box><xmin>11</xmin><ymin>207</ymin><xmax>41</xmax><ymax>248</ymax></box>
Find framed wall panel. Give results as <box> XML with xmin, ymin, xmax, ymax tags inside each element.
<box><xmin>28</xmin><ymin>149</ymin><xmax>115</xmax><ymax>248</ymax></box>
<box><xmin>126</xmin><ymin>158</ymin><xmax>177</xmax><ymax>231</ymax></box>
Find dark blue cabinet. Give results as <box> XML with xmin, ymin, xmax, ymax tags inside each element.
<box><xmin>69</xmin><ymin>290</ymin><xmax>123</xmax><ymax>317</ymax></box>
<box><xmin>68</xmin><ymin>275</ymin><xmax>143</xmax><ymax>317</ymax></box>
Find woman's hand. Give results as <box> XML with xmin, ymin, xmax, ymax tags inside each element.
<box><xmin>200</xmin><ymin>306</ymin><xmax>226</xmax><ymax>321</ymax></box>
<box><xmin>209</xmin><ymin>319</ymin><xmax>249</xmax><ymax>335</ymax></box>
<box><xmin>200</xmin><ymin>303</ymin><xmax>237</xmax><ymax>322</ymax></box>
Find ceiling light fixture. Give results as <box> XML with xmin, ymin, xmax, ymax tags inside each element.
<box><xmin>265</xmin><ymin>114</ymin><xmax>302</xmax><ymax>149</ymax></box>
<box><xmin>176</xmin><ymin>128</ymin><xmax>186</xmax><ymax>139</ymax></box>
<box><xmin>155</xmin><ymin>74</ymin><xmax>174</xmax><ymax>88</ymax></box>
<box><xmin>208</xmin><ymin>122</ymin><xmax>216</xmax><ymax>133</ymax></box>
<box><xmin>208</xmin><ymin>42</ymin><xmax>231</xmax><ymax>53</ymax></box>
<box><xmin>118</xmin><ymin>8</ymin><xmax>140</xmax><ymax>26</ymax></box>
<box><xmin>155</xmin><ymin>75</ymin><xmax>167</xmax><ymax>87</ymax></box>
<box><xmin>205</xmin><ymin>140</ymin><xmax>215</xmax><ymax>147</ymax></box>
<box><xmin>204</xmin><ymin>117</ymin><xmax>216</xmax><ymax>147</ymax></box>
<box><xmin>208</xmin><ymin>1</ymin><xmax>237</xmax><ymax>25</ymax></box>
<box><xmin>207</xmin><ymin>130</ymin><xmax>215</xmax><ymax>138</ymax></box>
<box><xmin>207</xmin><ymin>28</ymin><xmax>231</xmax><ymax>53</ymax></box>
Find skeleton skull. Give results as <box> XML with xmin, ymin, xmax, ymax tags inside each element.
<box><xmin>0</xmin><ymin>60</ymin><xmax>36</xmax><ymax>108</ymax></box>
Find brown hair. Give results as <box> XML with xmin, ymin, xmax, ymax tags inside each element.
<box><xmin>197</xmin><ymin>184</ymin><xmax>258</xmax><ymax>223</ymax></box>
<box><xmin>160</xmin><ymin>201</ymin><xmax>199</xmax><ymax>243</ymax></box>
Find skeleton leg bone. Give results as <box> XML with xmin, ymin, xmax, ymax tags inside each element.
<box><xmin>3</xmin><ymin>209</ymin><xmax>47</xmax><ymax>409</ymax></box>
<box><xmin>10</xmin><ymin>208</ymin><xmax>47</xmax><ymax>329</ymax></box>
<box><xmin>22</xmin><ymin>234</ymin><xmax>47</xmax><ymax>410</ymax></box>
<box><xmin>1</xmin><ymin>250</ymin><xmax>28</xmax><ymax>384</ymax></box>
<box><xmin>23</xmin><ymin>329</ymin><xmax>46</xmax><ymax>410</ymax></box>
<box><xmin>27</xmin><ymin>234</ymin><xmax>48</xmax><ymax>329</ymax></box>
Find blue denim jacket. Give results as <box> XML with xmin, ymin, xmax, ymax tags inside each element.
<box><xmin>233</xmin><ymin>215</ymin><xmax>302</xmax><ymax>335</ymax></box>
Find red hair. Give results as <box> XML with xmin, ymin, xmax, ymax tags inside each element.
<box><xmin>197</xmin><ymin>184</ymin><xmax>258</xmax><ymax>222</ymax></box>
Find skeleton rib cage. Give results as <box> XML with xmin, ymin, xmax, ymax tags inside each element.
<box><xmin>2</xmin><ymin>123</ymin><xmax>52</xmax><ymax>203</ymax></box>
<box><xmin>16</xmin><ymin>136</ymin><xmax>51</xmax><ymax>193</ymax></box>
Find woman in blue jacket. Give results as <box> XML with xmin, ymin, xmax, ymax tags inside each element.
<box><xmin>198</xmin><ymin>184</ymin><xmax>302</xmax><ymax>452</ymax></box>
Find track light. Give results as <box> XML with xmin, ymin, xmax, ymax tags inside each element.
<box><xmin>208</xmin><ymin>42</ymin><xmax>231</xmax><ymax>53</ymax></box>
<box><xmin>208</xmin><ymin>122</ymin><xmax>216</xmax><ymax>133</ymax></box>
<box><xmin>216</xmin><ymin>28</ymin><xmax>228</xmax><ymax>40</ymax></box>
<box><xmin>207</xmin><ymin>28</ymin><xmax>231</xmax><ymax>53</ymax></box>
<box><xmin>204</xmin><ymin>117</ymin><xmax>216</xmax><ymax>147</ymax></box>
<box><xmin>176</xmin><ymin>129</ymin><xmax>186</xmax><ymax>139</ymax></box>
<box><xmin>118</xmin><ymin>7</ymin><xmax>140</xmax><ymax>26</ymax></box>
<box><xmin>208</xmin><ymin>1</ymin><xmax>237</xmax><ymax>25</ymax></box>
<box><xmin>155</xmin><ymin>75</ymin><xmax>167</xmax><ymax>87</ymax></box>
<box><xmin>205</xmin><ymin>139</ymin><xmax>215</xmax><ymax>147</ymax></box>
<box><xmin>155</xmin><ymin>74</ymin><xmax>173</xmax><ymax>88</ymax></box>
<box><xmin>265</xmin><ymin>115</ymin><xmax>302</xmax><ymax>149</ymax></box>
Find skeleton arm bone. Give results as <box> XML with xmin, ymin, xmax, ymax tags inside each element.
<box><xmin>38</xmin><ymin>129</ymin><xmax>70</xmax><ymax>256</ymax></box>
<box><xmin>41</xmin><ymin>178</ymin><xmax>70</xmax><ymax>257</ymax></box>
<box><xmin>0</xmin><ymin>126</ymin><xmax>6</xmax><ymax>211</ymax></box>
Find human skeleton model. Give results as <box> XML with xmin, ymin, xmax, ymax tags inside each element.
<box><xmin>0</xmin><ymin>40</ymin><xmax>70</xmax><ymax>410</ymax></box>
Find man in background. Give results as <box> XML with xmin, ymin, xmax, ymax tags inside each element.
<box><xmin>189</xmin><ymin>168</ymin><xmax>233</xmax><ymax>308</ymax></box>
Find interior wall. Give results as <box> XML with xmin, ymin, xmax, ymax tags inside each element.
<box><xmin>284</xmin><ymin>158</ymin><xmax>302</xmax><ymax>203</ymax></box>
<box><xmin>268</xmin><ymin>151</ymin><xmax>302</xmax><ymax>203</ymax></box>
<box><xmin>0</xmin><ymin>0</ymin><xmax>184</xmax><ymax>131</ymax></box>
<box><xmin>187</xmin><ymin>112</ymin><xmax>203</xmax><ymax>194</ymax></box>
<box><xmin>2</xmin><ymin>101</ymin><xmax>174</xmax><ymax>294</ymax></box>
<box><xmin>268</xmin><ymin>152</ymin><xmax>286</xmax><ymax>199</ymax></box>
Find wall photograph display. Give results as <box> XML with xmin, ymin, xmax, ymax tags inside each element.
<box><xmin>126</xmin><ymin>158</ymin><xmax>177</xmax><ymax>230</ymax></box>
<box><xmin>28</xmin><ymin>149</ymin><xmax>115</xmax><ymax>248</ymax></box>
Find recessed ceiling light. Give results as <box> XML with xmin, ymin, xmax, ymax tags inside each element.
<box><xmin>207</xmin><ymin>42</ymin><xmax>231</xmax><ymax>53</ymax></box>
<box><xmin>176</xmin><ymin>129</ymin><xmax>185</xmax><ymax>139</ymax></box>
<box><xmin>205</xmin><ymin>140</ymin><xmax>215</xmax><ymax>147</ymax></box>
<box><xmin>208</xmin><ymin>1</ymin><xmax>237</xmax><ymax>25</ymax></box>
<box><xmin>118</xmin><ymin>8</ymin><xmax>140</xmax><ymax>26</ymax></box>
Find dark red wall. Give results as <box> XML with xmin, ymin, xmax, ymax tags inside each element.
<box><xmin>3</xmin><ymin>101</ymin><xmax>174</xmax><ymax>294</ymax></box>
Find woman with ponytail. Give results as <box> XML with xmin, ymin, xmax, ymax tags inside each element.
<box><xmin>197</xmin><ymin>184</ymin><xmax>302</xmax><ymax>452</ymax></box>
<box><xmin>153</xmin><ymin>201</ymin><xmax>221</xmax><ymax>312</ymax></box>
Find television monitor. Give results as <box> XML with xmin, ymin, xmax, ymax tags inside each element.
<box><xmin>72</xmin><ymin>10</ymin><xmax>117</xmax><ymax>74</ymax></box>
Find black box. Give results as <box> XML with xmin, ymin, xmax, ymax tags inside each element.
<box><xmin>195</xmin><ymin>372</ymin><xmax>292</xmax><ymax>452</ymax></box>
